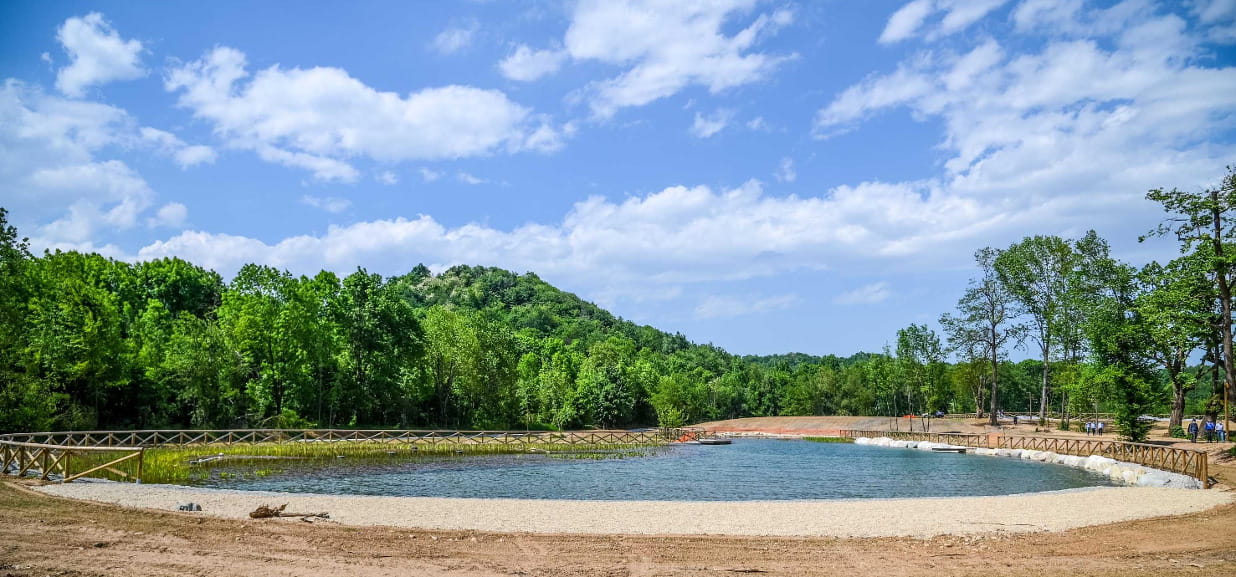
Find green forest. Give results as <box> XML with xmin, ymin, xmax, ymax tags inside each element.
<box><xmin>0</xmin><ymin>170</ymin><xmax>1233</xmax><ymax>439</ymax></box>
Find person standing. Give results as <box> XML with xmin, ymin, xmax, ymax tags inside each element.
<box><xmin>1218</xmin><ymin>420</ymin><xmax>1227</xmax><ymax>442</ymax></box>
<box><xmin>1188</xmin><ymin>419</ymin><xmax>1200</xmax><ymax>442</ymax></box>
<box><xmin>1097</xmin><ymin>421</ymin><xmax>1104</xmax><ymax>436</ymax></box>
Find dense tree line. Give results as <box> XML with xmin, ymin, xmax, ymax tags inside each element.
<box><xmin>0</xmin><ymin>167</ymin><xmax>1231</xmax><ymax>437</ymax></box>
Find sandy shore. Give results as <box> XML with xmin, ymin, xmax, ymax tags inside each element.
<box><xmin>34</xmin><ymin>482</ymin><xmax>1232</xmax><ymax>538</ymax></box>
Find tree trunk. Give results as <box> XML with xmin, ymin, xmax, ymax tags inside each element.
<box><xmin>989</xmin><ymin>328</ymin><xmax>999</xmax><ymax>427</ymax></box>
<box><xmin>1040</xmin><ymin>342</ymin><xmax>1050</xmax><ymax>426</ymax></box>
<box><xmin>1212</xmin><ymin>191</ymin><xmax>1234</xmax><ymax>441</ymax></box>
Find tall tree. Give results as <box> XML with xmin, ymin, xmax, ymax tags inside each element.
<box><xmin>895</xmin><ymin>324</ymin><xmax>946</xmax><ymax>414</ymax></box>
<box><xmin>1136</xmin><ymin>256</ymin><xmax>1209</xmax><ymax>430</ymax></box>
<box><xmin>941</xmin><ymin>248</ymin><xmax>1024</xmax><ymax>426</ymax></box>
<box><xmin>1145</xmin><ymin>166</ymin><xmax>1236</xmax><ymax>434</ymax></box>
<box><xmin>995</xmin><ymin>236</ymin><xmax>1075</xmax><ymax>425</ymax></box>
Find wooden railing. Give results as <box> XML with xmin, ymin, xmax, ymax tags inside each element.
<box><xmin>1</xmin><ymin>427</ymin><xmax>695</xmax><ymax>484</ymax></box>
<box><xmin>839</xmin><ymin>430</ymin><xmax>1210</xmax><ymax>488</ymax></box>
<box><xmin>0</xmin><ymin>441</ymin><xmax>144</xmax><ymax>483</ymax></box>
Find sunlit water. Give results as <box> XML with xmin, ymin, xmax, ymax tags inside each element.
<box><xmin>191</xmin><ymin>438</ymin><xmax>1118</xmax><ymax>500</ymax></box>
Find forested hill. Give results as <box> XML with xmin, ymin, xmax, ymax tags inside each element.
<box><xmin>4</xmin><ymin>207</ymin><xmax>830</xmax><ymax>433</ymax></box>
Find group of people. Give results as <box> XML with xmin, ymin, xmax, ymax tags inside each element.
<box><xmin>1083</xmin><ymin>421</ymin><xmax>1106</xmax><ymax>436</ymax></box>
<box><xmin>1186</xmin><ymin>418</ymin><xmax>1228</xmax><ymax>443</ymax></box>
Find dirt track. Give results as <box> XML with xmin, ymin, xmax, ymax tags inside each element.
<box><xmin>3</xmin><ymin>480</ymin><xmax>1235</xmax><ymax>577</ymax></box>
<box><xmin>5</xmin><ymin>417</ymin><xmax>1236</xmax><ymax>576</ymax></box>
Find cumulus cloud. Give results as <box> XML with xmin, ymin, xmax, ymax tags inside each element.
<box><xmin>377</xmin><ymin>171</ymin><xmax>398</xmax><ymax>185</ymax></box>
<box><xmin>561</xmin><ymin>0</ymin><xmax>795</xmax><ymax>117</ymax></box>
<box><xmin>834</xmin><ymin>282</ymin><xmax>892</xmax><ymax>305</ymax></box>
<box><xmin>816</xmin><ymin>3</ymin><xmax>1236</xmax><ymax>227</ymax></box>
<box><xmin>0</xmin><ymin>81</ymin><xmax>181</xmax><ymax>249</ymax></box>
<box><xmin>432</xmin><ymin>23</ymin><xmax>478</xmax><ymax>55</ymax></box>
<box><xmin>55</xmin><ymin>12</ymin><xmax>143</xmax><ymax>97</ymax></box>
<box><xmin>55</xmin><ymin>13</ymin><xmax>145</xmax><ymax>97</ymax></box>
<box><xmin>499</xmin><ymin>45</ymin><xmax>567</xmax><ymax>81</ymax></box>
<box><xmin>689</xmin><ymin>109</ymin><xmax>733</xmax><ymax>138</ymax></box>
<box><xmin>879</xmin><ymin>0</ymin><xmax>1009</xmax><ymax>44</ymax></box>
<box><xmin>165</xmin><ymin>46</ymin><xmax>566</xmax><ymax>181</ymax></box>
<box><xmin>139</xmin><ymin>127</ymin><xmax>217</xmax><ymax>168</ymax></box>
<box><xmin>880</xmin><ymin>0</ymin><xmax>935</xmax><ymax>44</ymax></box>
<box><xmin>148</xmin><ymin>202</ymin><xmax>188</xmax><ymax>228</ymax></box>
<box><xmin>136</xmin><ymin>179</ymin><xmax>998</xmax><ymax>293</ymax></box>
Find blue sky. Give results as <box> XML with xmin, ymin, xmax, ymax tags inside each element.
<box><xmin>2</xmin><ymin>0</ymin><xmax>1235</xmax><ymax>357</ymax></box>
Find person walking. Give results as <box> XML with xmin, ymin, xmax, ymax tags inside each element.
<box><xmin>1188</xmin><ymin>419</ymin><xmax>1200</xmax><ymax>442</ymax></box>
<box><xmin>1097</xmin><ymin>421</ymin><xmax>1104</xmax><ymax>436</ymax></box>
<box><xmin>1204</xmin><ymin>419</ymin><xmax>1216</xmax><ymax>442</ymax></box>
<box><xmin>1218</xmin><ymin>420</ymin><xmax>1227</xmax><ymax>442</ymax></box>
<box><xmin>1084</xmin><ymin>421</ymin><xmax>1091</xmax><ymax>436</ymax></box>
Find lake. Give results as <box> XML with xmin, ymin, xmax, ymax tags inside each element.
<box><xmin>190</xmin><ymin>438</ymin><xmax>1119</xmax><ymax>500</ymax></box>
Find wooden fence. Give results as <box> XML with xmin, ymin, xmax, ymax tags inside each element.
<box><xmin>840</xmin><ymin>430</ymin><xmax>1210</xmax><ymax>488</ymax></box>
<box><xmin>0</xmin><ymin>427</ymin><xmax>700</xmax><ymax>484</ymax></box>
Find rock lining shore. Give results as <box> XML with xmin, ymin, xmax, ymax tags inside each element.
<box><xmin>853</xmin><ymin>436</ymin><xmax>1202</xmax><ymax>489</ymax></box>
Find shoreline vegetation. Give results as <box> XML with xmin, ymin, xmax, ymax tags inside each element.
<box><xmin>141</xmin><ymin>439</ymin><xmax>664</xmax><ymax>484</ymax></box>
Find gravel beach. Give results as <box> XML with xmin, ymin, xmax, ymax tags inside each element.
<box><xmin>34</xmin><ymin>482</ymin><xmax>1232</xmax><ymax>538</ymax></box>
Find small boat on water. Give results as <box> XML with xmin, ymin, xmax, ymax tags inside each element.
<box><xmin>696</xmin><ymin>437</ymin><xmax>732</xmax><ymax>445</ymax></box>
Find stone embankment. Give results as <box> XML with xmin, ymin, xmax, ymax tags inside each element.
<box><xmin>854</xmin><ymin>436</ymin><xmax>1201</xmax><ymax>489</ymax></box>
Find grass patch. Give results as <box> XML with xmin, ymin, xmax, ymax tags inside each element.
<box><xmin>140</xmin><ymin>439</ymin><xmax>664</xmax><ymax>484</ymax></box>
<box><xmin>802</xmin><ymin>436</ymin><xmax>852</xmax><ymax>443</ymax></box>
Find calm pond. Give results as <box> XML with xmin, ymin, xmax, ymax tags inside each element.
<box><xmin>192</xmin><ymin>438</ymin><xmax>1118</xmax><ymax>500</ymax></box>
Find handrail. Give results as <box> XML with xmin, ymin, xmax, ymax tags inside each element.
<box><xmin>839</xmin><ymin>430</ymin><xmax>1210</xmax><ymax>489</ymax></box>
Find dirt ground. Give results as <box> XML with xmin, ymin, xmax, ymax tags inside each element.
<box><xmin>3</xmin><ymin>418</ymin><xmax>1235</xmax><ymax>577</ymax></box>
<box><xmin>2</xmin><ymin>480</ymin><xmax>1235</xmax><ymax>577</ymax></box>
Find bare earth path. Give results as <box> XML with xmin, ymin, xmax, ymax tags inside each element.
<box><xmin>5</xmin><ymin>417</ymin><xmax>1236</xmax><ymax>576</ymax></box>
<box><xmin>3</xmin><ymin>482</ymin><xmax>1236</xmax><ymax>577</ymax></box>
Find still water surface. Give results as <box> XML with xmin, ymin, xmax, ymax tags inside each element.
<box><xmin>193</xmin><ymin>439</ymin><xmax>1118</xmax><ymax>500</ymax></box>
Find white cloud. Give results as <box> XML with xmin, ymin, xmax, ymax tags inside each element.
<box><xmin>775</xmin><ymin>157</ymin><xmax>796</xmax><ymax>183</ymax></box>
<box><xmin>432</xmin><ymin>23</ymin><xmax>477</xmax><ymax>55</ymax></box>
<box><xmin>816</xmin><ymin>5</ymin><xmax>1236</xmax><ymax>202</ymax></box>
<box><xmin>834</xmin><ymin>282</ymin><xmax>892</xmax><ymax>305</ymax></box>
<box><xmin>746</xmin><ymin>116</ymin><xmax>771</xmax><ymax>131</ymax></box>
<box><xmin>55</xmin><ymin>13</ymin><xmax>145</xmax><ymax>97</ymax></box>
<box><xmin>0</xmin><ymin>81</ymin><xmax>177</xmax><ymax>248</ymax></box>
<box><xmin>562</xmin><ymin>0</ymin><xmax>796</xmax><ymax>117</ymax></box>
<box><xmin>456</xmin><ymin>171</ymin><xmax>485</xmax><ymax>185</ymax></box>
<box><xmin>148</xmin><ymin>202</ymin><xmax>188</xmax><ymax>228</ymax></box>
<box><xmin>499</xmin><ymin>45</ymin><xmax>567</xmax><ymax>81</ymax></box>
<box><xmin>300</xmin><ymin>195</ymin><xmax>351</xmax><ymax>213</ymax></box>
<box><xmin>174</xmin><ymin>145</ymin><xmax>217</xmax><ymax>168</ymax></box>
<box><xmin>880</xmin><ymin>0</ymin><xmax>934</xmax><ymax>44</ymax></box>
<box><xmin>419</xmin><ymin>167</ymin><xmax>443</xmax><ymax>182</ymax></box>
<box><xmin>690</xmin><ymin>109</ymin><xmax>734</xmax><ymax>138</ymax></box>
<box><xmin>139</xmin><ymin>126</ymin><xmax>216</xmax><ymax>168</ymax></box>
<box><xmin>136</xmin><ymin>179</ymin><xmax>996</xmax><ymax>293</ymax></box>
<box><xmin>377</xmin><ymin>171</ymin><xmax>398</xmax><ymax>185</ymax></box>
<box><xmin>695</xmin><ymin>293</ymin><xmax>799</xmax><ymax>319</ymax></box>
<box><xmin>879</xmin><ymin>0</ymin><xmax>1009</xmax><ymax>44</ymax></box>
<box><xmin>165</xmin><ymin>46</ymin><xmax>565</xmax><ymax>181</ymax></box>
